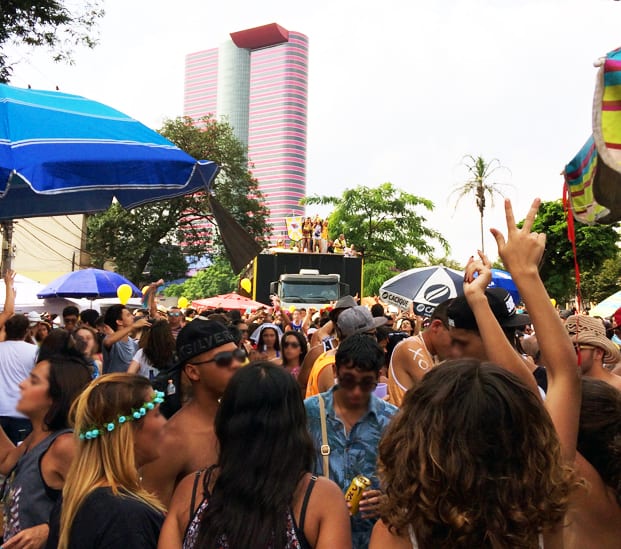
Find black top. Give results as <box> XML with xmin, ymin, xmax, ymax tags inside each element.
<box><xmin>47</xmin><ymin>487</ymin><xmax>163</xmax><ymax>549</ymax></box>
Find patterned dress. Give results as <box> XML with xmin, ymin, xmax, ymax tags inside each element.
<box><xmin>183</xmin><ymin>468</ymin><xmax>313</xmax><ymax>549</ymax></box>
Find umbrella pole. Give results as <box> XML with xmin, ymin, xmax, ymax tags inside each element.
<box><xmin>0</xmin><ymin>220</ymin><xmax>14</xmax><ymax>273</ymax></box>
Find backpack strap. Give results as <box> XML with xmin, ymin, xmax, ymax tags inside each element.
<box><xmin>317</xmin><ymin>394</ymin><xmax>330</xmax><ymax>478</ymax></box>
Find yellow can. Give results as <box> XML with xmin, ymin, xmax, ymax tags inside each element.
<box><xmin>344</xmin><ymin>475</ymin><xmax>371</xmax><ymax>515</ymax></box>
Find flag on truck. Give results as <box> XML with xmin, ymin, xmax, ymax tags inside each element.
<box><xmin>286</xmin><ymin>216</ymin><xmax>303</xmax><ymax>241</ymax></box>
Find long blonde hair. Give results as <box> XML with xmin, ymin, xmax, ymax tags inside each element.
<box><xmin>58</xmin><ymin>374</ymin><xmax>165</xmax><ymax>549</ymax></box>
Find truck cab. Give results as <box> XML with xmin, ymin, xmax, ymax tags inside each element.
<box><xmin>270</xmin><ymin>269</ymin><xmax>348</xmax><ymax>311</ymax></box>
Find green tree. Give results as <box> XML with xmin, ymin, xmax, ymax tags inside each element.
<box><xmin>86</xmin><ymin>116</ymin><xmax>270</xmax><ymax>283</ymax></box>
<box><xmin>163</xmin><ymin>257</ymin><xmax>237</xmax><ymax>300</ymax></box>
<box><xmin>0</xmin><ymin>1</ymin><xmax>104</xmax><ymax>83</ymax></box>
<box><xmin>144</xmin><ymin>244</ymin><xmax>188</xmax><ymax>282</ymax></box>
<box><xmin>581</xmin><ymin>253</ymin><xmax>621</xmax><ymax>306</ymax></box>
<box><xmin>521</xmin><ymin>200</ymin><xmax>619</xmax><ymax>302</ymax></box>
<box><xmin>450</xmin><ymin>155</ymin><xmax>510</xmax><ymax>253</ymax></box>
<box><xmin>304</xmin><ymin>183</ymin><xmax>448</xmax><ymax>271</ymax></box>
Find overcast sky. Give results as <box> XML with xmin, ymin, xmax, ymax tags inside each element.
<box><xmin>6</xmin><ymin>0</ymin><xmax>621</xmax><ymax>264</ymax></box>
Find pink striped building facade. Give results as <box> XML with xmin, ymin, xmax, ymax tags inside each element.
<box><xmin>183</xmin><ymin>24</ymin><xmax>308</xmax><ymax>243</ymax></box>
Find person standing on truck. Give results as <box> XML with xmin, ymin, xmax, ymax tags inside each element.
<box><xmin>333</xmin><ymin>234</ymin><xmax>347</xmax><ymax>254</ymax></box>
<box><xmin>302</xmin><ymin>217</ymin><xmax>313</xmax><ymax>252</ymax></box>
<box><xmin>320</xmin><ymin>219</ymin><xmax>329</xmax><ymax>253</ymax></box>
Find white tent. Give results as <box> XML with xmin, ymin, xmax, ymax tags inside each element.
<box><xmin>0</xmin><ymin>274</ymin><xmax>88</xmax><ymax>315</ymax></box>
<box><xmin>590</xmin><ymin>290</ymin><xmax>621</xmax><ymax>319</ymax></box>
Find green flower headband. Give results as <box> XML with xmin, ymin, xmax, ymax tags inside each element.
<box><xmin>79</xmin><ymin>390</ymin><xmax>164</xmax><ymax>441</ymax></box>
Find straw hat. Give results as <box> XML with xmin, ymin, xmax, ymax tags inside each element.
<box><xmin>565</xmin><ymin>315</ymin><xmax>621</xmax><ymax>364</ymax></box>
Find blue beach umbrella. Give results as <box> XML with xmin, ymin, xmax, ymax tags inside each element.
<box><xmin>488</xmin><ymin>268</ymin><xmax>520</xmax><ymax>304</ymax></box>
<box><xmin>37</xmin><ymin>268</ymin><xmax>141</xmax><ymax>300</ymax></box>
<box><xmin>0</xmin><ymin>83</ymin><xmax>219</xmax><ymax>219</ymax></box>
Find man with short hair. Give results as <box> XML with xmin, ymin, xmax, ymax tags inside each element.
<box><xmin>167</xmin><ymin>306</ymin><xmax>185</xmax><ymax>339</ymax></box>
<box><xmin>565</xmin><ymin>315</ymin><xmax>621</xmax><ymax>390</ymax></box>
<box><xmin>388</xmin><ymin>299</ymin><xmax>454</xmax><ymax>406</ymax></box>
<box><xmin>141</xmin><ymin>319</ymin><xmax>244</xmax><ymax>506</ymax></box>
<box><xmin>0</xmin><ymin>315</ymin><xmax>39</xmax><ymax>443</ymax></box>
<box><xmin>62</xmin><ymin>305</ymin><xmax>80</xmax><ymax>332</ymax></box>
<box><xmin>305</xmin><ymin>334</ymin><xmax>397</xmax><ymax>548</ymax></box>
<box><xmin>446</xmin><ymin>288</ymin><xmax>530</xmax><ymax>361</ymax></box>
<box><xmin>305</xmin><ymin>305</ymin><xmax>386</xmax><ymax>397</ymax></box>
<box><xmin>102</xmin><ymin>304</ymin><xmax>149</xmax><ymax>373</ymax></box>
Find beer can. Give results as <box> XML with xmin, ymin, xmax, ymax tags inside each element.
<box><xmin>344</xmin><ymin>475</ymin><xmax>371</xmax><ymax>515</ymax></box>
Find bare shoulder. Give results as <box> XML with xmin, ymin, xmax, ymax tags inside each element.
<box><xmin>370</xmin><ymin>520</ymin><xmax>411</xmax><ymax>549</ymax></box>
<box><xmin>47</xmin><ymin>431</ymin><xmax>76</xmax><ymax>461</ymax></box>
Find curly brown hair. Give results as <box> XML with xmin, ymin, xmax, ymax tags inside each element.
<box><xmin>378</xmin><ymin>359</ymin><xmax>577</xmax><ymax>548</ymax></box>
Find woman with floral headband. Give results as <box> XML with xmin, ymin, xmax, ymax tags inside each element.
<box><xmin>54</xmin><ymin>374</ymin><xmax>167</xmax><ymax>549</ymax></box>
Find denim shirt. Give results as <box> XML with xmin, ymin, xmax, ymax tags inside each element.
<box><xmin>304</xmin><ymin>387</ymin><xmax>397</xmax><ymax>549</ymax></box>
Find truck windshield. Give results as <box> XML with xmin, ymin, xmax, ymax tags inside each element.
<box><xmin>281</xmin><ymin>282</ymin><xmax>339</xmax><ymax>303</ymax></box>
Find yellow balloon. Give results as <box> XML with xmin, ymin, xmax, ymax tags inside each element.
<box><xmin>117</xmin><ymin>284</ymin><xmax>133</xmax><ymax>305</ymax></box>
<box><xmin>288</xmin><ymin>305</ymin><xmax>296</xmax><ymax>313</ymax></box>
<box><xmin>142</xmin><ymin>285</ymin><xmax>150</xmax><ymax>295</ymax></box>
<box><xmin>240</xmin><ymin>278</ymin><xmax>252</xmax><ymax>293</ymax></box>
<box><xmin>550</xmin><ymin>298</ymin><xmax>557</xmax><ymax>307</ymax></box>
<box><xmin>178</xmin><ymin>296</ymin><xmax>189</xmax><ymax>309</ymax></box>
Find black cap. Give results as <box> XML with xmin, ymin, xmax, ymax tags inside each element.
<box><xmin>175</xmin><ymin>320</ymin><xmax>235</xmax><ymax>369</ymax></box>
<box><xmin>447</xmin><ymin>288</ymin><xmax>530</xmax><ymax>331</ymax></box>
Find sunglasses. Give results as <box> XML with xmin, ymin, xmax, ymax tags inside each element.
<box><xmin>338</xmin><ymin>374</ymin><xmax>378</xmax><ymax>392</ymax></box>
<box><xmin>188</xmin><ymin>348</ymin><xmax>246</xmax><ymax>367</ymax></box>
<box><xmin>283</xmin><ymin>341</ymin><xmax>301</xmax><ymax>349</ymax></box>
<box><xmin>168</xmin><ymin>312</ymin><xmax>182</xmax><ymax>317</ymax></box>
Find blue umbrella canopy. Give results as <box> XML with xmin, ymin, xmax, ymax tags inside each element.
<box><xmin>0</xmin><ymin>84</ymin><xmax>219</xmax><ymax>219</ymax></box>
<box><xmin>488</xmin><ymin>268</ymin><xmax>520</xmax><ymax>304</ymax></box>
<box><xmin>37</xmin><ymin>268</ymin><xmax>141</xmax><ymax>299</ymax></box>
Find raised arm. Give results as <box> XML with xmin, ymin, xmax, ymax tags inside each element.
<box><xmin>491</xmin><ymin>198</ymin><xmax>580</xmax><ymax>461</ymax></box>
<box><xmin>0</xmin><ymin>269</ymin><xmax>16</xmax><ymax>329</ymax></box>
<box><xmin>463</xmin><ymin>253</ymin><xmax>539</xmax><ymax>394</ymax></box>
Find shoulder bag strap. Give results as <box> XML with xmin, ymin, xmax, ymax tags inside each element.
<box><xmin>317</xmin><ymin>394</ymin><xmax>330</xmax><ymax>478</ymax></box>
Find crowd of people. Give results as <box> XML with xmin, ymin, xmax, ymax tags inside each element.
<box><xmin>0</xmin><ymin>198</ymin><xmax>621</xmax><ymax>547</ymax></box>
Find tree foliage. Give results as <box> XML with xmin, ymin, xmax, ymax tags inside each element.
<box><xmin>521</xmin><ymin>200</ymin><xmax>619</xmax><ymax>302</ymax></box>
<box><xmin>0</xmin><ymin>1</ymin><xmax>104</xmax><ymax>83</ymax></box>
<box><xmin>450</xmin><ymin>155</ymin><xmax>510</xmax><ymax>253</ymax></box>
<box><xmin>162</xmin><ymin>257</ymin><xmax>237</xmax><ymax>300</ymax></box>
<box><xmin>86</xmin><ymin>116</ymin><xmax>270</xmax><ymax>284</ymax></box>
<box><xmin>304</xmin><ymin>183</ymin><xmax>448</xmax><ymax>271</ymax></box>
<box><xmin>581</xmin><ymin>253</ymin><xmax>621</xmax><ymax>306</ymax></box>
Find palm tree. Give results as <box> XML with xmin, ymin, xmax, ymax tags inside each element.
<box><xmin>450</xmin><ymin>155</ymin><xmax>510</xmax><ymax>253</ymax></box>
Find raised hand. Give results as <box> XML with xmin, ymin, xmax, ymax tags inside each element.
<box><xmin>463</xmin><ymin>251</ymin><xmax>492</xmax><ymax>302</ymax></box>
<box><xmin>490</xmin><ymin>198</ymin><xmax>545</xmax><ymax>276</ymax></box>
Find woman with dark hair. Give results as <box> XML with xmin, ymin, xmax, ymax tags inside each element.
<box><xmin>250</xmin><ymin>323</ymin><xmax>283</xmax><ymax>363</ymax></box>
<box><xmin>281</xmin><ymin>330</ymin><xmax>308</xmax><ymax>380</ymax></box>
<box><xmin>160</xmin><ymin>362</ymin><xmax>351</xmax><ymax>549</ymax></box>
<box><xmin>128</xmin><ymin>319</ymin><xmax>176</xmax><ymax>379</ymax></box>
<box><xmin>0</xmin><ymin>355</ymin><xmax>92</xmax><ymax>547</ymax></box>
<box><xmin>74</xmin><ymin>325</ymin><xmax>103</xmax><ymax>378</ymax></box>
<box><xmin>37</xmin><ymin>329</ymin><xmax>83</xmax><ymax>363</ymax></box>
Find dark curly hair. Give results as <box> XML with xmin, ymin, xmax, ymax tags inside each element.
<box><xmin>378</xmin><ymin>359</ymin><xmax>577</xmax><ymax>548</ymax></box>
<box><xmin>578</xmin><ymin>378</ymin><xmax>621</xmax><ymax>505</ymax></box>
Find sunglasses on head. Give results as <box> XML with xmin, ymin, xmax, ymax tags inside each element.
<box><xmin>188</xmin><ymin>348</ymin><xmax>246</xmax><ymax>367</ymax></box>
<box><xmin>338</xmin><ymin>374</ymin><xmax>378</xmax><ymax>392</ymax></box>
<box><xmin>283</xmin><ymin>341</ymin><xmax>300</xmax><ymax>349</ymax></box>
